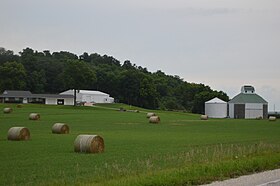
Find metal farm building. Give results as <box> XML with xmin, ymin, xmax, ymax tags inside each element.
<box><xmin>60</xmin><ymin>89</ymin><xmax>114</xmax><ymax>104</ymax></box>
<box><xmin>228</xmin><ymin>85</ymin><xmax>268</xmax><ymax>119</ymax></box>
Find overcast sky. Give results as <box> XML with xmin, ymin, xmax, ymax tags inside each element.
<box><xmin>1</xmin><ymin>0</ymin><xmax>280</xmax><ymax>111</ymax></box>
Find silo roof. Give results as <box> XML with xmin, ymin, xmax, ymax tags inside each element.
<box><xmin>205</xmin><ymin>97</ymin><xmax>227</xmax><ymax>104</ymax></box>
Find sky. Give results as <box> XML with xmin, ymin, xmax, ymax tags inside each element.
<box><xmin>1</xmin><ymin>0</ymin><xmax>280</xmax><ymax>111</ymax></box>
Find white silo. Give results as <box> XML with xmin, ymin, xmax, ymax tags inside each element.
<box><xmin>205</xmin><ymin>97</ymin><xmax>227</xmax><ymax>118</ymax></box>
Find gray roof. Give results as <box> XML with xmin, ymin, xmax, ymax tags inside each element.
<box><xmin>0</xmin><ymin>90</ymin><xmax>73</xmax><ymax>99</ymax></box>
<box><xmin>34</xmin><ymin>94</ymin><xmax>73</xmax><ymax>98</ymax></box>
<box><xmin>228</xmin><ymin>93</ymin><xmax>267</xmax><ymax>104</ymax></box>
<box><xmin>0</xmin><ymin>90</ymin><xmax>33</xmax><ymax>98</ymax></box>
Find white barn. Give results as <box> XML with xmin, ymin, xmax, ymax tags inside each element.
<box><xmin>60</xmin><ymin>89</ymin><xmax>114</xmax><ymax>104</ymax></box>
<box><xmin>205</xmin><ymin>97</ymin><xmax>227</xmax><ymax>118</ymax></box>
<box><xmin>228</xmin><ymin>85</ymin><xmax>268</xmax><ymax>119</ymax></box>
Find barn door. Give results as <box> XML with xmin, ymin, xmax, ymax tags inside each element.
<box><xmin>234</xmin><ymin>104</ymin><xmax>245</xmax><ymax>119</ymax></box>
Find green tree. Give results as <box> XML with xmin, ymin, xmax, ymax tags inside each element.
<box><xmin>0</xmin><ymin>62</ymin><xmax>27</xmax><ymax>91</ymax></box>
<box><xmin>62</xmin><ymin>60</ymin><xmax>97</xmax><ymax>90</ymax></box>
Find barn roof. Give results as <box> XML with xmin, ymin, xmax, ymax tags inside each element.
<box><xmin>228</xmin><ymin>93</ymin><xmax>267</xmax><ymax>104</ymax></box>
<box><xmin>60</xmin><ymin>89</ymin><xmax>109</xmax><ymax>96</ymax></box>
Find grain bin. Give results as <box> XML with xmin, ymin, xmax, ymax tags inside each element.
<box><xmin>147</xmin><ymin>112</ymin><xmax>156</xmax><ymax>118</ymax></box>
<box><xmin>52</xmin><ymin>123</ymin><xmax>69</xmax><ymax>134</ymax></box>
<box><xmin>7</xmin><ymin>127</ymin><xmax>30</xmax><ymax>141</ymax></box>
<box><xmin>3</xmin><ymin>108</ymin><xmax>13</xmax><ymax>114</ymax></box>
<box><xmin>269</xmin><ymin>116</ymin><xmax>277</xmax><ymax>121</ymax></box>
<box><xmin>29</xmin><ymin>113</ymin><xmax>40</xmax><ymax>120</ymax></box>
<box><xmin>200</xmin><ymin>115</ymin><xmax>208</xmax><ymax>120</ymax></box>
<box><xmin>205</xmin><ymin>97</ymin><xmax>227</xmax><ymax>118</ymax></box>
<box><xmin>149</xmin><ymin>116</ymin><xmax>160</xmax><ymax>124</ymax></box>
<box><xmin>74</xmin><ymin>135</ymin><xmax>104</xmax><ymax>153</ymax></box>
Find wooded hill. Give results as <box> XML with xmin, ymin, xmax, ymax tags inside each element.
<box><xmin>0</xmin><ymin>47</ymin><xmax>228</xmax><ymax>113</ymax></box>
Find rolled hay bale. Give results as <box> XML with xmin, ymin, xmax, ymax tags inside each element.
<box><xmin>52</xmin><ymin>123</ymin><xmax>69</xmax><ymax>134</ymax></box>
<box><xmin>269</xmin><ymin>116</ymin><xmax>277</xmax><ymax>121</ymax></box>
<box><xmin>3</xmin><ymin>107</ymin><xmax>13</xmax><ymax>114</ymax></box>
<box><xmin>147</xmin><ymin>112</ymin><xmax>156</xmax><ymax>118</ymax></box>
<box><xmin>16</xmin><ymin>104</ymin><xmax>23</xmax><ymax>108</ymax></box>
<box><xmin>74</xmin><ymin>135</ymin><xmax>104</xmax><ymax>153</ymax></box>
<box><xmin>119</xmin><ymin>107</ymin><xmax>126</xmax><ymax>112</ymax></box>
<box><xmin>7</xmin><ymin>127</ymin><xmax>30</xmax><ymax>141</ymax></box>
<box><xmin>256</xmin><ymin>116</ymin><xmax>263</xmax><ymax>120</ymax></box>
<box><xmin>149</xmin><ymin>116</ymin><xmax>160</xmax><ymax>124</ymax></box>
<box><xmin>200</xmin><ymin>115</ymin><xmax>208</xmax><ymax>120</ymax></box>
<box><xmin>29</xmin><ymin>113</ymin><xmax>40</xmax><ymax>120</ymax></box>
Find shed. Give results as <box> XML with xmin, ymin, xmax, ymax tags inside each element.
<box><xmin>228</xmin><ymin>85</ymin><xmax>268</xmax><ymax>119</ymax></box>
<box><xmin>205</xmin><ymin>97</ymin><xmax>227</xmax><ymax>118</ymax></box>
<box><xmin>60</xmin><ymin>89</ymin><xmax>114</xmax><ymax>104</ymax></box>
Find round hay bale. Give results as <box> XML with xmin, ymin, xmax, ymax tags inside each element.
<box><xmin>149</xmin><ymin>116</ymin><xmax>160</xmax><ymax>124</ymax></box>
<box><xmin>3</xmin><ymin>108</ymin><xmax>13</xmax><ymax>114</ymax></box>
<box><xmin>74</xmin><ymin>135</ymin><xmax>104</xmax><ymax>153</ymax></box>
<box><xmin>7</xmin><ymin>127</ymin><xmax>30</xmax><ymax>141</ymax></box>
<box><xmin>200</xmin><ymin>115</ymin><xmax>208</xmax><ymax>120</ymax></box>
<box><xmin>29</xmin><ymin>113</ymin><xmax>40</xmax><ymax>120</ymax></box>
<box><xmin>52</xmin><ymin>123</ymin><xmax>69</xmax><ymax>134</ymax></box>
<box><xmin>16</xmin><ymin>104</ymin><xmax>23</xmax><ymax>108</ymax></box>
<box><xmin>256</xmin><ymin>116</ymin><xmax>263</xmax><ymax>120</ymax></box>
<box><xmin>147</xmin><ymin>112</ymin><xmax>156</xmax><ymax>118</ymax></box>
<box><xmin>269</xmin><ymin>116</ymin><xmax>277</xmax><ymax>121</ymax></box>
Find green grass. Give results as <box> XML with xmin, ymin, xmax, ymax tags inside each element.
<box><xmin>0</xmin><ymin>103</ymin><xmax>280</xmax><ymax>186</ymax></box>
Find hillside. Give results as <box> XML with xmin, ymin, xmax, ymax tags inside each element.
<box><xmin>0</xmin><ymin>47</ymin><xmax>228</xmax><ymax>113</ymax></box>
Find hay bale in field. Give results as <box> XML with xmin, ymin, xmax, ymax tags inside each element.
<box><xmin>7</xmin><ymin>127</ymin><xmax>30</xmax><ymax>141</ymax></box>
<box><xmin>16</xmin><ymin>104</ymin><xmax>23</xmax><ymax>108</ymax></box>
<box><xmin>119</xmin><ymin>107</ymin><xmax>126</xmax><ymax>112</ymax></box>
<box><xmin>149</xmin><ymin>116</ymin><xmax>160</xmax><ymax>124</ymax></box>
<box><xmin>3</xmin><ymin>108</ymin><xmax>13</xmax><ymax>114</ymax></box>
<box><xmin>74</xmin><ymin>135</ymin><xmax>104</xmax><ymax>153</ymax></box>
<box><xmin>200</xmin><ymin>115</ymin><xmax>208</xmax><ymax>120</ymax></box>
<box><xmin>29</xmin><ymin>113</ymin><xmax>40</xmax><ymax>120</ymax></box>
<box><xmin>256</xmin><ymin>116</ymin><xmax>263</xmax><ymax>120</ymax></box>
<box><xmin>147</xmin><ymin>112</ymin><xmax>156</xmax><ymax>118</ymax></box>
<box><xmin>52</xmin><ymin>123</ymin><xmax>69</xmax><ymax>134</ymax></box>
<box><xmin>269</xmin><ymin>116</ymin><xmax>277</xmax><ymax>121</ymax></box>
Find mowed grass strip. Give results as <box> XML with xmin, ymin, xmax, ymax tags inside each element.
<box><xmin>0</xmin><ymin>103</ymin><xmax>280</xmax><ymax>185</ymax></box>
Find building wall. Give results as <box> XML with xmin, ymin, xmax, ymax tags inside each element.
<box><xmin>45</xmin><ymin>98</ymin><xmax>74</xmax><ymax>105</ymax></box>
<box><xmin>45</xmin><ymin>98</ymin><xmax>56</xmax><ymax>105</ymax></box>
<box><xmin>64</xmin><ymin>98</ymin><xmax>74</xmax><ymax>105</ymax></box>
<box><xmin>205</xmin><ymin>103</ymin><xmax>227</xmax><ymax>118</ymax></box>
<box><xmin>229</xmin><ymin>103</ymin><xmax>267</xmax><ymax>119</ymax></box>
<box><xmin>229</xmin><ymin>103</ymin><xmax>235</xmax><ymax>118</ymax></box>
<box><xmin>80</xmin><ymin>94</ymin><xmax>113</xmax><ymax>103</ymax></box>
<box><xmin>245</xmin><ymin>103</ymin><xmax>263</xmax><ymax>119</ymax></box>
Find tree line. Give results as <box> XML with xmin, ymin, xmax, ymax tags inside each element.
<box><xmin>0</xmin><ymin>47</ymin><xmax>229</xmax><ymax>113</ymax></box>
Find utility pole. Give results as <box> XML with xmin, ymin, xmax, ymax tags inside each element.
<box><xmin>74</xmin><ymin>89</ymin><xmax>76</xmax><ymax>106</ymax></box>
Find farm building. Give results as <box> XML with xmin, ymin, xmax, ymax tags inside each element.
<box><xmin>59</xmin><ymin>89</ymin><xmax>114</xmax><ymax>104</ymax></box>
<box><xmin>228</xmin><ymin>85</ymin><xmax>268</xmax><ymax>119</ymax></box>
<box><xmin>0</xmin><ymin>90</ymin><xmax>74</xmax><ymax>105</ymax></box>
<box><xmin>205</xmin><ymin>97</ymin><xmax>227</xmax><ymax>118</ymax></box>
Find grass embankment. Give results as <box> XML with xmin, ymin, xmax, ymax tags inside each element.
<box><xmin>0</xmin><ymin>103</ymin><xmax>280</xmax><ymax>185</ymax></box>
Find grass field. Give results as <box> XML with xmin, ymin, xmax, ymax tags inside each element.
<box><xmin>0</xmin><ymin>103</ymin><xmax>280</xmax><ymax>186</ymax></box>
